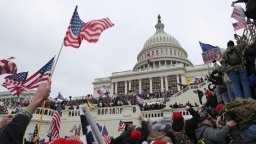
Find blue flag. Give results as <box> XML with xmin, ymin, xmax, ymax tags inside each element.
<box><xmin>199</xmin><ymin>41</ymin><xmax>219</xmax><ymax>52</ymax></box>
<box><xmin>32</xmin><ymin>123</ymin><xmax>38</xmax><ymax>141</ymax></box>
<box><xmin>56</xmin><ymin>92</ymin><xmax>65</xmax><ymax>101</ymax></box>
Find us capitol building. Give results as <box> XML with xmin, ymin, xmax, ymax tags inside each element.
<box><xmin>93</xmin><ymin>15</ymin><xmax>209</xmax><ymax>95</ymax></box>
<box><xmin>0</xmin><ymin>16</ymin><xmax>210</xmax><ymax>140</ymax></box>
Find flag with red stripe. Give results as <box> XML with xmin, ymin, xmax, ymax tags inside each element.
<box><xmin>64</xmin><ymin>6</ymin><xmax>114</xmax><ymax>48</ymax></box>
<box><xmin>232</xmin><ymin>22</ymin><xmax>245</xmax><ymax>31</ymax></box>
<box><xmin>22</xmin><ymin>57</ymin><xmax>55</xmax><ymax>90</ymax></box>
<box><xmin>50</xmin><ymin>103</ymin><xmax>61</xmax><ymax>139</ymax></box>
<box><xmin>118</xmin><ymin>120</ymin><xmax>125</xmax><ymax>131</ymax></box>
<box><xmin>231</xmin><ymin>5</ymin><xmax>247</xmax><ymax>26</ymax></box>
<box><xmin>2</xmin><ymin>72</ymin><xmax>28</xmax><ymax>96</ymax></box>
<box><xmin>0</xmin><ymin>57</ymin><xmax>17</xmax><ymax>75</ymax></box>
<box><xmin>102</xmin><ymin>126</ymin><xmax>111</xmax><ymax>144</ymax></box>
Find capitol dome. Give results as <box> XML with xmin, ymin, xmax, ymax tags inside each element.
<box><xmin>133</xmin><ymin>15</ymin><xmax>193</xmax><ymax>70</ymax></box>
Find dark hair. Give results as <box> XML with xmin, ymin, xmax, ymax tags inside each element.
<box><xmin>227</xmin><ymin>40</ymin><xmax>235</xmax><ymax>47</ymax></box>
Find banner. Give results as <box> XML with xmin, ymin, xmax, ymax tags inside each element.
<box><xmin>201</xmin><ymin>48</ymin><xmax>222</xmax><ymax>63</ymax></box>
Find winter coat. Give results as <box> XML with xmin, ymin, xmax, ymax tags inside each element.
<box><xmin>205</xmin><ymin>95</ymin><xmax>217</xmax><ymax>108</ymax></box>
<box><xmin>222</xmin><ymin>41</ymin><xmax>247</xmax><ymax>73</ymax></box>
<box><xmin>244</xmin><ymin>45</ymin><xmax>256</xmax><ymax>75</ymax></box>
<box><xmin>147</xmin><ymin>131</ymin><xmax>173</xmax><ymax>144</ymax></box>
<box><xmin>114</xmin><ymin>131</ymin><xmax>130</xmax><ymax>144</ymax></box>
<box><xmin>185</xmin><ymin>108</ymin><xmax>200</xmax><ymax>143</ymax></box>
<box><xmin>124</xmin><ymin>121</ymin><xmax>148</xmax><ymax>144</ymax></box>
<box><xmin>195</xmin><ymin>124</ymin><xmax>231</xmax><ymax>144</ymax></box>
<box><xmin>213</xmin><ymin>86</ymin><xmax>224</xmax><ymax>104</ymax></box>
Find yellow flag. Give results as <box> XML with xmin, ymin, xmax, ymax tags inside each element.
<box><xmin>88</xmin><ymin>101</ymin><xmax>94</xmax><ymax>109</ymax></box>
<box><xmin>186</xmin><ymin>77</ymin><xmax>192</xmax><ymax>85</ymax></box>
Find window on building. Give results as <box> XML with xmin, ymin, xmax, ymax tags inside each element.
<box><xmin>170</xmin><ymin>50</ymin><xmax>172</xmax><ymax>55</ymax></box>
<box><xmin>166</xmin><ymin>49</ymin><xmax>167</xmax><ymax>54</ymax></box>
<box><xmin>161</xmin><ymin>49</ymin><xmax>163</xmax><ymax>54</ymax></box>
<box><xmin>156</xmin><ymin>50</ymin><xmax>158</xmax><ymax>55</ymax></box>
<box><xmin>174</xmin><ymin>50</ymin><xmax>176</xmax><ymax>55</ymax></box>
<box><xmin>133</xmin><ymin>107</ymin><xmax>136</xmax><ymax>113</ymax></box>
<box><xmin>152</xmin><ymin>51</ymin><xmax>154</xmax><ymax>56</ymax></box>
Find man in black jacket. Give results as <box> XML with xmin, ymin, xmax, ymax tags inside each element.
<box><xmin>232</xmin><ymin>0</ymin><xmax>256</xmax><ymax>19</ymax></box>
<box><xmin>184</xmin><ymin>106</ymin><xmax>200</xmax><ymax>144</ymax></box>
<box><xmin>193</xmin><ymin>89</ymin><xmax>204</xmax><ymax>105</ymax></box>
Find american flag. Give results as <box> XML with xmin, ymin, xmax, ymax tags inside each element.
<box><xmin>75</xmin><ymin>125</ymin><xmax>81</xmax><ymax>136</ymax></box>
<box><xmin>22</xmin><ymin>57</ymin><xmax>54</xmax><ymax>90</ymax></box>
<box><xmin>32</xmin><ymin>123</ymin><xmax>38</xmax><ymax>141</ymax></box>
<box><xmin>118</xmin><ymin>120</ymin><xmax>125</xmax><ymax>131</ymax></box>
<box><xmin>56</xmin><ymin>92</ymin><xmax>65</xmax><ymax>101</ymax></box>
<box><xmin>147</xmin><ymin>53</ymin><xmax>154</xmax><ymax>60</ymax></box>
<box><xmin>232</xmin><ymin>22</ymin><xmax>245</xmax><ymax>31</ymax></box>
<box><xmin>231</xmin><ymin>5</ymin><xmax>247</xmax><ymax>26</ymax></box>
<box><xmin>50</xmin><ymin>103</ymin><xmax>61</xmax><ymax>139</ymax></box>
<box><xmin>0</xmin><ymin>57</ymin><xmax>17</xmax><ymax>75</ymax></box>
<box><xmin>96</xmin><ymin>122</ymin><xmax>102</xmax><ymax>132</ymax></box>
<box><xmin>2</xmin><ymin>72</ymin><xmax>28</xmax><ymax>96</ymax></box>
<box><xmin>102</xmin><ymin>126</ymin><xmax>111</xmax><ymax>144</ymax></box>
<box><xmin>69</xmin><ymin>125</ymin><xmax>77</xmax><ymax>132</ymax></box>
<box><xmin>64</xmin><ymin>6</ymin><xmax>114</xmax><ymax>48</ymax></box>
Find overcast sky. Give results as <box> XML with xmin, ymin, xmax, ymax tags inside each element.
<box><xmin>0</xmin><ymin>1</ymin><xmax>245</xmax><ymax>98</ymax></box>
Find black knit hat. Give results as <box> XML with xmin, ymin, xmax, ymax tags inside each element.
<box><xmin>227</xmin><ymin>40</ymin><xmax>235</xmax><ymax>47</ymax></box>
<box><xmin>234</xmin><ymin>34</ymin><xmax>238</xmax><ymax>39</ymax></box>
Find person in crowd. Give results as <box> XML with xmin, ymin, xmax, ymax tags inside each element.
<box><xmin>195</xmin><ymin>116</ymin><xmax>237</xmax><ymax>144</ymax></box>
<box><xmin>205</xmin><ymin>91</ymin><xmax>218</xmax><ymax>110</ymax></box>
<box><xmin>243</xmin><ymin>37</ymin><xmax>256</xmax><ymax>99</ymax></box>
<box><xmin>198</xmin><ymin>106</ymin><xmax>207</xmax><ymax>117</ymax></box>
<box><xmin>114</xmin><ymin>123</ymin><xmax>136</xmax><ymax>144</ymax></box>
<box><xmin>210</xmin><ymin>68</ymin><xmax>230</xmax><ymax>104</ymax></box>
<box><xmin>184</xmin><ymin>106</ymin><xmax>200</xmax><ymax>144</ymax></box>
<box><xmin>124</xmin><ymin>115</ymin><xmax>148</xmax><ymax>144</ymax></box>
<box><xmin>147</xmin><ymin>123</ymin><xmax>173</xmax><ymax>144</ymax></box>
<box><xmin>0</xmin><ymin>81</ymin><xmax>51</xmax><ymax>144</ymax></box>
<box><xmin>193</xmin><ymin>89</ymin><xmax>204</xmax><ymax>105</ymax></box>
<box><xmin>222</xmin><ymin>40</ymin><xmax>252</xmax><ymax>99</ymax></box>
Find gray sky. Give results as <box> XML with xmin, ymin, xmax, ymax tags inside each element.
<box><xmin>0</xmin><ymin>1</ymin><xmax>245</xmax><ymax>98</ymax></box>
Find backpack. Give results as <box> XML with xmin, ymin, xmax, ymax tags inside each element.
<box><xmin>227</xmin><ymin>48</ymin><xmax>242</xmax><ymax>66</ymax></box>
<box><xmin>173</xmin><ymin>131</ymin><xmax>188</xmax><ymax>144</ymax></box>
<box><xmin>223</xmin><ymin>98</ymin><xmax>256</xmax><ymax>124</ymax></box>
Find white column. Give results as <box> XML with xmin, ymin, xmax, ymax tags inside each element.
<box><xmin>111</xmin><ymin>83</ymin><xmax>114</xmax><ymax>96</ymax></box>
<box><xmin>139</xmin><ymin>79</ymin><xmax>142</xmax><ymax>93</ymax></box>
<box><xmin>181</xmin><ymin>75</ymin><xmax>186</xmax><ymax>85</ymax></box>
<box><xmin>160</xmin><ymin>76</ymin><xmax>164</xmax><ymax>92</ymax></box>
<box><xmin>150</xmin><ymin>78</ymin><xmax>153</xmax><ymax>93</ymax></box>
<box><xmin>165</xmin><ymin>76</ymin><xmax>168</xmax><ymax>91</ymax></box>
<box><xmin>176</xmin><ymin>75</ymin><xmax>180</xmax><ymax>91</ymax></box>
<box><xmin>125</xmin><ymin>81</ymin><xmax>128</xmax><ymax>94</ymax></box>
<box><xmin>165</xmin><ymin>61</ymin><xmax>167</xmax><ymax>65</ymax></box>
<box><xmin>128</xmin><ymin>80</ymin><xmax>131</xmax><ymax>91</ymax></box>
<box><xmin>153</xmin><ymin>62</ymin><xmax>155</xmax><ymax>67</ymax></box>
<box><xmin>115</xmin><ymin>82</ymin><xmax>118</xmax><ymax>94</ymax></box>
<box><xmin>159</xmin><ymin>61</ymin><xmax>161</xmax><ymax>66</ymax></box>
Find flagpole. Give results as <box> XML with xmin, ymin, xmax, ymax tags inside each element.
<box><xmin>36</xmin><ymin>42</ymin><xmax>64</xmax><ymax>141</ymax></box>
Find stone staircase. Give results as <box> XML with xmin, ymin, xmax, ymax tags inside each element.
<box><xmin>166</xmin><ymin>81</ymin><xmax>210</xmax><ymax>106</ymax></box>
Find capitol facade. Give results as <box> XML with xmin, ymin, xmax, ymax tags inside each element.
<box><xmin>93</xmin><ymin>16</ymin><xmax>209</xmax><ymax>95</ymax></box>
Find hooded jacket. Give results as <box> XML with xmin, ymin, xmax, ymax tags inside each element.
<box><xmin>184</xmin><ymin>108</ymin><xmax>200</xmax><ymax>143</ymax></box>
<box><xmin>147</xmin><ymin>131</ymin><xmax>173</xmax><ymax>144</ymax></box>
<box><xmin>195</xmin><ymin>124</ymin><xmax>231</xmax><ymax>144</ymax></box>
<box><xmin>222</xmin><ymin>41</ymin><xmax>246</xmax><ymax>73</ymax></box>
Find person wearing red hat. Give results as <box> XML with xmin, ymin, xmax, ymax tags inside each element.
<box><xmin>124</xmin><ymin>115</ymin><xmax>148</xmax><ymax>144</ymax></box>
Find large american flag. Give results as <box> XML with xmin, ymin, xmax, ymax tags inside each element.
<box><xmin>232</xmin><ymin>22</ymin><xmax>245</xmax><ymax>31</ymax></box>
<box><xmin>50</xmin><ymin>103</ymin><xmax>61</xmax><ymax>139</ymax></box>
<box><xmin>22</xmin><ymin>57</ymin><xmax>54</xmax><ymax>90</ymax></box>
<box><xmin>231</xmin><ymin>5</ymin><xmax>247</xmax><ymax>26</ymax></box>
<box><xmin>64</xmin><ymin>6</ymin><xmax>114</xmax><ymax>48</ymax></box>
<box><xmin>2</xmin><ymin>72</ymin><xmax>28</xmax><ymax>96</ymax></box>
<box><xmin>0</xmin><ymin>57</ymin><xmax>17</xmax><ymax>75</ymax></box>
<box><xmin>102</xmin><ymin>126</ymin><xmax>111</xmax><ymax>144</ymax></box>
<box><xmin>118</xmin><ymin>120</ymin><xmax>125</xmax><ymax>131</ymax></box>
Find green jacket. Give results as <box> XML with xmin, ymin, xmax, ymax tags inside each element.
<box><xmin>222</xmin><ymin>41</ymin><xmax>247</xmax><ymax>73</ymax></box>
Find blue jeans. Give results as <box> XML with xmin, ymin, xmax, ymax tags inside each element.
<box><xmin>227</xmin><ymin>82</ymin><xmax>235</xmax><ymax>101</ymax></box>
<box><xmin>230</xmin><ymin>124</ymin><xmax>256</xmax><ymax>144</ymax></box>
<box><xmin>229</xmin><ymin>69</ymin><xmax>251</xmax><ymax>99</ymax></box>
